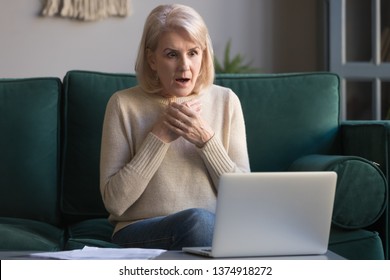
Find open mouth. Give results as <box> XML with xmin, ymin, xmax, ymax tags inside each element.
<box><xmin>176</xmin><ymin>78</ymin><xmax>190</xmax><ymax>83</ymax></box>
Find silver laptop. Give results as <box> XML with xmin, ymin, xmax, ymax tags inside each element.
<box><xmin>183</xmin><ymin>171</ymin><xmax>337</xmax><ymax>258</ymax></box>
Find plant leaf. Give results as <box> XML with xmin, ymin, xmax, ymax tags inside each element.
<box><xmin>215</xmin><ymin>39</ymin><xmax>259</xmax><ymax>73</ymax></box>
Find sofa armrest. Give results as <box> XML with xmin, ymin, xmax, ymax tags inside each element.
<box><xmin>340</xmin><ymin>121</ymin><xmax>390</xmax><ymax>259</ymax></box>
<box><xmin>340</xmin><ymin>121</ymin><xmax>390</xmax><ymax>177</ymax></box>
<box><xmin>289</xmin><ymin>154</ymin><xmax>387</xmax><ymax>229</ymax></box>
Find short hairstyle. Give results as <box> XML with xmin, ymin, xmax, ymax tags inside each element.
<box><xmin>135</xmin><ymin>4</ymin><xmax>215</xmax><ymax>94</ymax></box>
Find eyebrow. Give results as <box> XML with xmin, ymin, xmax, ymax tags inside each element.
<box><xmin>163</xmin><ymin>46</ymin><xmax>201</xmax><ymax>52</ymax></box>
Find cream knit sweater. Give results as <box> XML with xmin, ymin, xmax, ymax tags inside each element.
<box><xmin>100</xmin><ymin>84</ymin><xmax>250</xmax><ymax>233</ymax></box>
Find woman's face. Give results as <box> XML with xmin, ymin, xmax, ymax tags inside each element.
<box><xmin>148</xmin><ymin>29</ymin><xmax>203</xmax><ymax>98</ymax></box>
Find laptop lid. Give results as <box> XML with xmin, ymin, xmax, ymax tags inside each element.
<box><xmin>201</xmin><ymin>171</ymin><xmax>337</xmax><ymax>258</ymax></box>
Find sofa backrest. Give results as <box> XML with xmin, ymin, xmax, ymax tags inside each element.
<box><xmin>0</xmin><ymin>78</ymin><xmax>62</xmax><ymax>226</ymax></box>
<box><xmin>215</xmin><ymin>73</ymin><xmax>341</xmax><ymax>171</ymax></box>
<box><xmin>61</xmin><ymin>71</ymin><xmax>138</xmax><ymax>222</ymax></box>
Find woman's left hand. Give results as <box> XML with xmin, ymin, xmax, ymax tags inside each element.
<box><xmin>164</xmin><ymin>100</ymin><xmax>214</xmax><ymax>148</ymax></box>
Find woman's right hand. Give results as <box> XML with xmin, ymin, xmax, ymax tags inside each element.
<box><xmin>151</xmin><ymin>110</ymin><xmax>180</xmax><ymax>143</ymax></box>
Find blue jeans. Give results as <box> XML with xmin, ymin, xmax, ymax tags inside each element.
<box><xmin>112</xmin><ymin>208</ymin><xmax>215</xmax><ymax>250</ymax></box>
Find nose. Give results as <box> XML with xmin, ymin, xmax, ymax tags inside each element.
<box><xmin>178</xmin><ymin>56</ymin><xmax>190</xmax><ymax>71</ymax></box>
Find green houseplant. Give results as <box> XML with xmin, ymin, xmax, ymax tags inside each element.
<box><xmin>214</xmin><ymin>39</ymin><xmax>258</xmax><ymax>73</ymax></box>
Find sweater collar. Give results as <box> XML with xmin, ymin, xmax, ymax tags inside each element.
<box><xmin>143</xmin><ymin>88</ymin><xmax>205</xmax><ymax>106</ymax></box>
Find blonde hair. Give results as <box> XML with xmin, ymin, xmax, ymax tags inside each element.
<box><xmin>135</xmin><ymin>4</ymin><xmax>215</xmax><ymax>94</ymax></box>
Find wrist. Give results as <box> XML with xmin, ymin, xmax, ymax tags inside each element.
<box><xmin>196</xmin><ymin>131</ymin><xmax>214</xmax><ymax>148</ymax></box>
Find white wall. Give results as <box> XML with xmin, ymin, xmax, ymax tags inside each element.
<box><xmin>0</xmin><ymin>0</ymin><xmax>321</xmax><ymax>78</ymax></box>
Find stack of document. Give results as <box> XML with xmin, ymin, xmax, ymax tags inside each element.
<box><xmin>29</xmin><ymin>246</ymin><xmax>166</xmax><ymax>260</ymax></box>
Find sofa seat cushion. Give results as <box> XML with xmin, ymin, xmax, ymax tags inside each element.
<box><xmin>289</xmin><ymin>154</ymin><xmax>387</xmax><ymax>229</ymax></box>
<box><xmin>0</xmin><ymin>217</ymin><xmax>64</xmax><ymax>251</ymax></box>
<box><xmin>329</xmin><ymin>226</ymin><xmax>384</xmax><ymax>260</ymax></box>
<box><xmin>65</xmin><ymin>218</ymin><xmax>119</xmax><ymax>250</ymax></box>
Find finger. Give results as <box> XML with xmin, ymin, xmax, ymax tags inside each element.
<box><xmin>167</xmin><ymin>104</ymin><xmax>186</xmax><ymax>120</ymax></box>
<box><xmin>183</xmin><ymin>99</ymin><xmax>201</xmax><ymax>108</ymax></box>
<box><xmin>165</xmin><ymin>112</ymin><xmax>189</xmax><ymax>131</ymax></box>
<box><xmin>182</xmin><ymin>99</ymin><xmax>202</xmax><ymax>113</ymax></box>
<box><xmin>164</xmin><ymin>119</ymin><xmax>188</xmax><ymax>135</ymax></box>
<box><xmin>170</xmin><ymin>101</ymin><xmax>200</xmax><ymax>111</ymax></box>
<box><xmin>170</xmin><ymin>102</ymin><xmax>199</xmax><ymax>118</ymax></box>
<box><xmin>168</xmin><ymin>103</ymin><xmax>194</xmax><ymax>121</ymax></box>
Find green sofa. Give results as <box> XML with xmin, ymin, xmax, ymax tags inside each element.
<box><xmin>0</xmin><ymin>70</ymin><xmax>388</xmax><ymax>260</ymax></box>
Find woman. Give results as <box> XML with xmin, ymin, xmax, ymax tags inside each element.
<box><xmin>100</xmin><ymin>4</ymin><xmax>250</xmax><ymax>250</ymax></box>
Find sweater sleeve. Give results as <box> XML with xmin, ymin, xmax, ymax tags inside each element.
<box><xmin>100</xmin><ymin>94</ymin><xmax>170</xmax><ymax>217</ymax></box>
<box><xmin>198</xmin><ymin>89</ymin><xmax>250</xmax><ymax>189</ymax></box>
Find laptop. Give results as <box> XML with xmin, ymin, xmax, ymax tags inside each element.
<box><xmin>182</xmin><ymin>171</ymin><xmax>337</xmax><ymax>258</ymax></box>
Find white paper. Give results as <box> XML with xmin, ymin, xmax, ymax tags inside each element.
<box><xmin>29</xmin><ymin>246</ymin><xmax>166</xmax><ymax>260</ymax></box>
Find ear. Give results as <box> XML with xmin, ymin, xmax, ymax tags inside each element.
<box><xmin>147</xmin><ymin>49</ymin><xmax>157</xmax><ymax>71</ymax></box>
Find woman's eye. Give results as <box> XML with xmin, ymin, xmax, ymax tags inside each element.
<box><xmin>167</xmin><ymin>52</ymin><xmax>177</xmax><ymax>58</ymax></box>
<box><xmin>189</xmin><ymin>50</ymin><xmax>198</xmax><ymax>57</ymax></box>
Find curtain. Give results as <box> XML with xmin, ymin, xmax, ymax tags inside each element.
<box><xmin>41</xmin><ymin>0</ymin><xmax>131</xmax><ymax>21</ymax></box>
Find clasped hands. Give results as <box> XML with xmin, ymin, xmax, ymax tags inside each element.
<box><xmin>152</xmin><ymin>99</ymin><xmax>214</xmax><ymax>148</ymax></box>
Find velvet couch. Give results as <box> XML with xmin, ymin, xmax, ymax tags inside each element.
<box><xmin>0</xmin><ymin>70</ymin><xmax>388</xmax><ymax>260</ymax></box>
